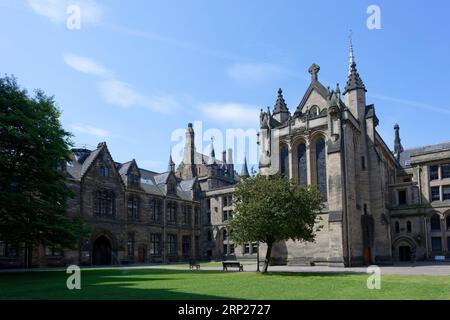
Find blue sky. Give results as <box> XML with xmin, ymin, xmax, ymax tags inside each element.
<box><xmin>1</xmin><ymin>0</ymin><xmax>449</xmax><ymax>173</ymax></box>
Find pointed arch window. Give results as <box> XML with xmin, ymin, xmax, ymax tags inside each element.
<box><xmin>297</xmin><ymin>143</ymin><xmax>307</xmax><ymax>186</ymax></box>
<box><xmin>315</xmin><ymin>138</ymin><xmax>327</xmax><ymax>202</ymax></box>
<box><xmin>280</xmin><ymin>145</ymin><xmax>289</xmax><ymax>177</ymax></box>
<box><xmin>309</xmin><ymin>105</ymin><xmax>319</xmax><ymax>117</ymax></box>
<box><xmin>395</xmin><ymin>221</ymin><xmax>400</xmax><ymax>233</ymax></box>
<box><xmin>406</xmin><ymin>221</ymin><xmax>412</xmax><ymax>233</ymax></box>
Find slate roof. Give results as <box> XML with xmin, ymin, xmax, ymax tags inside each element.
<box><xmin>399</xmin><ymin>141</ymin><xmax>450</xmax><ymax>168</ymax></box>
<box><xmin>66</xmin><ymin>147</ymin><xmax>198</xmax><ymax>201</ymax></box>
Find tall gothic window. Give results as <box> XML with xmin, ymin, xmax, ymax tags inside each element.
<box><xmin>297</xmin><ymin>143</ymin><xmax>307</xmax><ymax>186</ymax></box>
<box><xmin>280</xmin><ymin>145</ymin><xmax>289</xmax><ymax>177</ymax></box>
<box><xmin>182</xmin><ymin>236</ymin><xmax>190</xmax><ymax>256</ymax></box>
<box><xmin>167</xmin><ymin>202</ymin><xmax>177</xmax><ymax>224</ymax></box>
<box><xmin>127</xmin><ymin>233</ymin><xmax>135</xmax><ymax>258</ymax></box>
<box><xmin>167</xmin><ymin>234</ymin><xmax>177</xmax><ymax>255</ymax></box>
<box><xmin>315</xmin><ymin>138</ymin><xmax>327</xmax><ymax>202</ymax></box>
<box><xmin>94</xmin><ymin>190</ymin><xmax>115</xmax><ymax>216</ymax></box>
<box><xmin>431</xmin><ymin>214</ymin><xmax>441</xmax><ymax>231</ymax></box>
<box><xmin>127</xmin><ymin>196</ymin><xmax>139</xmax><ymax>220</ymax></box>
<box><xmin>150</xmin><ymin>234</ymin><xmax>161</xmax><ymax>255</ymax></box>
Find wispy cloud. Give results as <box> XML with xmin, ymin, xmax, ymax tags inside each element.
<box><xmin>369</xmin><ymin>93</ymin><xmax>450</xmax><ymax>115</ymax></box>
<box><xmin>64</xmin><ymin>53</ymin><xmax>112</xmax><ymax>78</ymax></box>
<box><xmin>27</xmin><ymin>0</ymin><xmax>103</xmax><ymax>25</ymax></box>
<box><xmin>64</xmin><ymin>53</ymin><xmax>179</xmax><ymax>114</ymax></box>
<box><xmin>98</xmin><ymin>80</ymin><xmax>179</xmax><ymax>114</ymax></box>
<box><xmin>199</xmin><ymin>102</ymin><xmax>260</xmax><ymax>126</ymax></box>
<box><xmin>71</xmin><ymin>124</ymin><xmax>110</xmax><ymax>138</ymax></box>
<box><xmin>227</xmin><ymin>63</ymin><xmax>287</xmax><ymax>84</ymax></box>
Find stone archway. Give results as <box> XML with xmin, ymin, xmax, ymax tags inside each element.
<box><xmin>392</xmin><ymin>236</ymin><xmax>416</xmax><ymax>262</ymax></box>
<box><xmin>92</xmin><ymin>235</ymin><xmax>112</xmax><ymax>265</ymax></box>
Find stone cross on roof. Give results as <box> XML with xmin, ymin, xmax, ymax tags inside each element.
<box><xmin>308</xmin><ymin>63</ymin><xmax>320</xmax><ymax>81</ymax></box>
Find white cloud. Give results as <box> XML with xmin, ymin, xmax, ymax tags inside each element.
<box><xmin>199</xmin><ymin>102</ymin><xmax>260</xmax><ymax>126</ymax></box>
<box><xmin>64</xmin><ymin>53</ymin><xmax>112</xmax><ymax>78</ymax></box>
<box><xmin>27</xmin><ymin>0</ymin><xmax>103</xmax><ymax>25</ymax></box>
<box><xmin>227</xmin><ymin>63</ymin><xmax>286</xmax><ymax>84</ymax></box>
<box><xmin>370</xmin><ymin>93</ymin><xmax>450</xmax><ymax>115</ymax></box>
<box><xmin>71</xmin><ymin>124</ymin><xmax>110</xmax><ymax>138</ymax></box>
<box><xmin>98</xmin><ymin>80</ymin><xmax>178</xmax><ymax>114</ymax></box>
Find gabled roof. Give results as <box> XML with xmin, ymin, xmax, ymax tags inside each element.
<box><xmin>194</xmin><ymin>151</ymin><xmax>224</xmax><ymax>165</ymax></box>
<box><xmin>179</xmin><ymin>177</ymin><xmax>197</xmax><ymax>191</ymax></box>
<box><xmin>154</xmin><ymin>172</ymin><xmax>171</xmax><ymax>185</ymax></box>
<box><xmin>80</xmin><ymin>146</ymin><xmax>103</xmax><ymax>177</ymax></box>
<box><xmin>294</xmin><ymin>80</ymin><xmax>330</xmax><ymax>116</ymax></box>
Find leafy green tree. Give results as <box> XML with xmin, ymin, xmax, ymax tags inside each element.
<box><xmin>230</xmin><ymin>174</ymin><xmax>323</xmax><ymax>273</ymax></box>
<box><xmin>0</xmin><ymin>75</ymin><xmax>85</xmax><ymax>267</ymax></box>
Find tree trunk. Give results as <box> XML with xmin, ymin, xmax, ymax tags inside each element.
<box><xmin>263</xmin><ymin>242</ymin><xmax>273</xmax><ymax>273</ymax></box>
<box><xmin>25</xmin><ymin>243</ymin><xmax>33</xmax><ymax>268</ymax></box>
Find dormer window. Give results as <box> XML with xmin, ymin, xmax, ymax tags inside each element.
<box><xmin>99</xmin><ymin>166</ymin><xmax>109</xmax><ymax>177</ymax></box>
<box><xmin>129</xmin><ymin>174</ymin><xmax>139</xmax><ymax>188</ymax></box>
<box><xmin>168</xmin><ymin>181</ymin><xmax>176</xmax><ymax>194</ymax></box>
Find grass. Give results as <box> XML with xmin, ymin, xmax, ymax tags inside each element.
<box><xmin>0</xmin><ymin>267</ymin><xmax>449</xmax><ymax>300</ymax></box>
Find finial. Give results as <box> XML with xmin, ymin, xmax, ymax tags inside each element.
<box><xmin>336</xmin><ymin>83</ymin><xmax>340</xmax><ymax>95</ymax></box>
<box><xmin>278</xmin><ymin>88</ymin><xmax>283</xmax><ymax>96</ymax></box>
<box><xmin>308</xmin><ymin>63</ymin><xmax>320</xmax><ymax>81</ymax></box>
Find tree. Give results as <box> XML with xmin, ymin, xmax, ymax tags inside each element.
<box><xmin>229</xmin><ymin>174</ymin><xmax>323</xmax><ymax>273</ymax></box>
<box><xmin>0</xmin><ymin>75</ymin><xmax>85</xmax><ymax>267</ymax></box>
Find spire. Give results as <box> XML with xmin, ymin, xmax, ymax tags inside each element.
<box><xmin>168</xmin><ymin>152</ymin><xmax>175</xmax><ymax>172</ymax></box>
<box><xmin>343</xmin><ymin>38</ymin><xmax>366</xmax><ymax>94</ymax></box>
<box><xmin>241</xmin><ymin>157</ymin><xmax>250</xmax><ymax>178</ymax></box>
<box><xmin>394</xmin><ymin>124</ymin><xmax>404</xmax><ymax>161</ymax></box>
<box><xmin>348</xmin><ymin>30</ymin><xmax>355</xmax><ymax>76</ymax></box>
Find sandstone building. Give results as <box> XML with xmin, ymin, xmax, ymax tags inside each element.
<box><xmin>1</xmin><ymin>45</ymin><xmax>450</xmax><ymax>267</ymax></box>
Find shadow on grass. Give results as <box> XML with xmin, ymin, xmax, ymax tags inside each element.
<box><xmin>0</xmin><ymin>268</ymin><xmax>240</xmax><ymax>300</ymax></box>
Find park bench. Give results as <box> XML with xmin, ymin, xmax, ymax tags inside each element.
<box><xmin>222</xmin><ymin>261</ymin><xmax>244</xmax><ymax>271</ymax></box>
<box><xmin>189</xmin><ymin>261</ymin><xmax>201</xmax><ymax>270</ymax></box>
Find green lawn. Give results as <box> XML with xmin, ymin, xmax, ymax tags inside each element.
<box><xmin>0</xmin><ymin>267</ymin><xmax>449</xmax><ymax>300</ymax></box>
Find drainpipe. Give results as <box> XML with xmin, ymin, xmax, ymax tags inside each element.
<box><xmin>163</xmin><ymin>198</ymin><xmax>167</xmax><ymax>262</ymax></box>
<box><xmin>424</xmin><ymin>216</ymin><xmax>429</xmax><ymax>260</ymax></box>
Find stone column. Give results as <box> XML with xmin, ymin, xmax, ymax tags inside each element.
<box><xmin>306</xmin><ymin>139</ymin><xmax>312</xmax><ymax>185</ymax></box>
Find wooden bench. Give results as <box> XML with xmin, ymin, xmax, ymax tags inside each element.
<box><xmin>222</xmin><ymin>261</ymin><xmax>243</xmax><ymax>271</ymax></box>
<box><xmin>189</xmin><ymin>261</ymin><xmax>201</xmax><ymax>270</ymax></box>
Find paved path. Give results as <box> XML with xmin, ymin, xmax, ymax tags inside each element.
<box><xmin>149</xmin><ymin>262</ymin><xmax>450</xmax><ymax>276</ymax></box>
<box><xmin>1</xmin><ymin>262</ymin><xmax>449</xmax><ymax>276</ymax></box>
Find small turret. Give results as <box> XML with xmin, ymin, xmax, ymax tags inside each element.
<box><xmin>394</xmin><ymin>124</ymin><xmax>404</xmax><ymax>161</ymax></box>
<box><xmin>272</xmin><ymin>88</ymin><xmax>290</xmax><ymax>123</ymax></box>
<box><xmin>168</xmin><ymin>153</ymin><xmax>175</xmax><ymax>172</ymax></box>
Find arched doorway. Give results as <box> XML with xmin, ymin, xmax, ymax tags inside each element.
<box><xmin>399</xmin><ymin>246</ymin><xmax>411</xmax><ymax>261</ymax></box>
<box><xmin>138</xmin><ymin>244</ymin><xmax>147</xmax><ymax>263</ymax></box>
<box><xmin>92</xmin><ymin>236</ymin><xmax>112</xmax><ymax>265</ymax></box>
